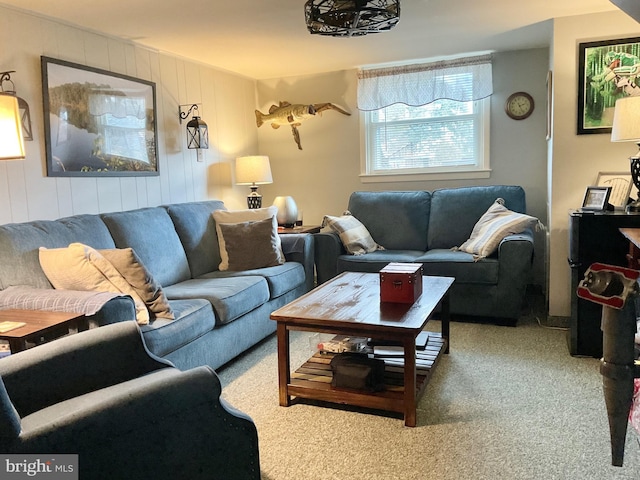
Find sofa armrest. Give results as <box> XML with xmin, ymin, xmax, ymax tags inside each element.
<box><xmin>314</xmin><ymin>232</ymin><xmax>346</xmax><ymax>284</ymax></box>
<box><xmin>0</xmin><ymin>322</ymin><xmax>170</xmax><ymax>417</ymax></box>
<box><xmin>14</xmin><ymin>366</ymin><xmax>260</xmax><ymax>480</ymax></box>
<box><xmin>495</xmin><ymin>230</ymin><xmax>535</xmax><ymax>316</ymax></box>
<box><xmin>280</xmin><ymin>233</ymin><xmax>315</xmax><ymax>292</ymax></box>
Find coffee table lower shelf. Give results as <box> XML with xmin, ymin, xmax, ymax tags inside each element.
<box><xmin>289</xmin><ymin>332</ymin><xmax>446</xmax><ymax>418</ymax></box>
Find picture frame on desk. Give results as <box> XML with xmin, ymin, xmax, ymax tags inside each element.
<box><xmin>596</xmin><ymin>172</ymin><xmax>633</xmax><ymax>209</ymax></box>
<box><xmin>581</xmin><ymin>186</ymin><xmax>612</xmax><ymax>211</ymax></box>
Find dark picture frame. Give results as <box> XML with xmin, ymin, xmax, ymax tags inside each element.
<box><xmin>41</xmin><ymin>56</ymin><xmax>159</xmax><ymax>177</ymax></box>
<box><xmin>582</xmin><ymin>186</ymin><xmax>612</xmax><ymax>211</ymax></box>
<box><xmin>577</xmin><ymin>36</ymin><xmax>640</xmax><ymax>135</ymax></box>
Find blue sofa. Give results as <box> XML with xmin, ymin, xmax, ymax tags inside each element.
<box><xmin>0</xmin><ymin>200</ymin><xmax>314</xmax><ymax>370</ymax></box>
<box><xmin>314</xmin><ymin>186</ymin><xmax>535</xmax><ymax>322</ymax></box>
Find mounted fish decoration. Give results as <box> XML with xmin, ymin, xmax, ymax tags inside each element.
<box><xmin>255</xmin><ymin>101</ymin><xmax>351</xmax><ymax>150</ymax></box>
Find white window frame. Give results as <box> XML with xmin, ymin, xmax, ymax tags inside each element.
<box><xmin>360</xmin><ymin>97</ymin><xmax>491</xmax><ymax>183</ymax></box>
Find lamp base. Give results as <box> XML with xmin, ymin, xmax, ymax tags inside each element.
<box><xmin>626</xmin><ymin>200</ymin><xmax>640</xmax><ymax>213</ymax></box>
<box><xmin>247</xmin><ymin>186</ymin><xmax>262</xmax><ymax>209</ymax></box>
<box><xmin>247</xmin><ymin>195</ymin><xmax>262</xmax><ymax>209</ymax></box>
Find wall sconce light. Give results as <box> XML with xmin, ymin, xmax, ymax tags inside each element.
<box><xmin>0</xmin><ymin>71</ymin><xmax>32</xmax><ymax>142</ymax></box>
<box><xmin>179</xmin><ymin>104</ymin><xmax>209</xmax><ymax>161</ymax></box>
<box><xmin>235</xmin><ymin>155</ymin><xmax>273</xmax><ymax>209</ymax></box>
<box><xmin>0</xmin><ymin>93</ymin><xmax>25</xmax><ymax>160</ymax></box>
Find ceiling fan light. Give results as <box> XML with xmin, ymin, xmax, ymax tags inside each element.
<box><xmin>304</xmin><ymin>0</ymin><xmax>400</xmax><ymax>37</ymax></box>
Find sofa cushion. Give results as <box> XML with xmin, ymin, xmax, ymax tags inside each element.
<box><xmin>428</xmin><ymin>186</ymin><xmax>527</xmax><ymax>249</ymax></box>
<box><xmin>164</xmin><ymin>201</ymin><xmax>226</xmax><ymax>278</ymax></box>
<box><xmin>140</xmin><ymin>299</ymin><xmax>214</xmax><ymax>357</ymax></box>
<box><xmin>38</xmin><ymin>243</ymin><xmax>150</xmax><ymax>324</ymax></box>
<box><xmin>203</xmin><ymin>262</ymin><xmax>305</xmax><ymax>299</ymax></box>
<box><xmin>416</xmin><ymin>249</ymin><xmax>499</xmax><ymax>284</ymax></box>
<box><xmin>213</xmin><ymin>206</ymin><xmax>284</xmax><ymax>271</ymax></box>
<box><xmin>218</xmin><ymin>217</ymin><xmax>283</xmax><ymax>271</ymax></box>
<box><xmin>100</xmin><ymin>248</ymin><xmax>174</xmax><ymax>320</ymax></box>
<box><xmin>101</xmin><ymin>207</ymin><xmax>191</xmax><ymax>287</ymax></box>
<box><xmin>322</xmin><ymin>212</ymin><xmax>383</xmax><ymax>255</ymax></box>
<box><xmin>336</xmin><ymin>250</ymin><xmax>424</xmax><ymax>274</ymax></box>
<box><xmin>0</xmin><ymin>215</ymin><xmax>116</xmax><ymax>290</ymax></box>
<box><xmin>456</xmin><ymin>198</ymin><xmax>538</xmax><ymax>259</ymax></box>
<box><xmin>347</xmin><ymin>191</ymin><xmax>431</xmax><ymax>250</ymax></box>
<box><xmin>162</xmin><ymin>276</ymin><xmax>269</xmax><ymax>325</ymax></box>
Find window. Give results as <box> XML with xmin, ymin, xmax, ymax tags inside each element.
<box><xmin>358</xmin><ymin>55</ymin><xmax>492</xmax><ymax>182</ymax></box>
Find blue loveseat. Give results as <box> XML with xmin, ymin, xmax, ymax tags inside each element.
<box><xmin>0</xmin><ymin>200</ymin><xmax>314</xmax><ymax>371</ymax></box>
<box><xmin>314</xmin><ymin>186</ymin><xmax>535</xmax><ymax>322</ymax></box>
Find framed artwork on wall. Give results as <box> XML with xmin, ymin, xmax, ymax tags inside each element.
<box><xmin>577</xmin><ymin>36</ymin><xmax>640</xmax><ymax>135</ymax></box>
<box><xmin>41</xmin><ymin>56</ymin><xmax>159</xmax><ymax>177</ymax></box>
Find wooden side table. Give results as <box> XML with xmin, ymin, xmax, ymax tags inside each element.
<box><xmin>277</xmin><ymin>225</ymin><xmax>321</xmax><ymax>234</ymax></box>
<box><xmin>0</xmin><ymin>309</ymin><xmax>88</xmax><ymax>354</ymax></box>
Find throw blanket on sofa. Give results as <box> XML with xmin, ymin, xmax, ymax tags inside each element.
<box><xmin>0</xmin><ymin>286</ymin><xmax>123</xmax><ymax>316</ymax></box>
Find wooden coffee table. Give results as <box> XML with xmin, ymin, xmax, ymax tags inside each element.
<box><xmin>270</xmin><ymin>271</ymin><xmax>454</xmax><ymax>426</ymax></box>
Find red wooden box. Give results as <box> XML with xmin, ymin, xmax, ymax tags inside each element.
<box><xmin>379</xmin><ymin>262</ymin><xmax>423</xmax><ymax>304</ymax></box>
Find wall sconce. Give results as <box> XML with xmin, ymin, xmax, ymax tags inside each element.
<box><xmin>0</xmin><ymin>93</ymin><xmax>25</xmax><ymax>160</ymax></box>
<box><xmin>235</xmin><ymin>155</ymin><xmax>273</xmax><ymax>209</ymax></box>
<box><xmin>0</xmin><ymin>71</ymin><xmax>32</xmax><ymax>142</ymax></box>
<box><xmin>178</xmin><ymin>104</ymin><xmax>209</xmax><ymax>161</ymax></box>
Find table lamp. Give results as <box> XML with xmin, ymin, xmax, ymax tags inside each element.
<box><xmin>611</xmin><ymin>95</ymin><xmax>640</xmax><ymax>213</ymax></box>
<box><xmin>235</xmin><ymin>155</ymin><xmax>273</xmax><ymax>209</ymax></box>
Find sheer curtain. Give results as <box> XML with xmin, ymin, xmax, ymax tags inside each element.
<box><xmin>357</xmin><ymin>54</ymin><xmax>493</xmax><ymax>111</ymax></box>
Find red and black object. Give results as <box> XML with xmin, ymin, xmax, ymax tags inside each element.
<box><xmin>577</xmin><ymin>262</ymin><xmax>639</xmax><ymax>309</ymax></box>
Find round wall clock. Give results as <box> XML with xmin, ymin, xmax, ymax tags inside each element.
<box><xmin>505</xmin><ymin>92</ymin><xmax>534</xmax><ymax>120</ymax></box>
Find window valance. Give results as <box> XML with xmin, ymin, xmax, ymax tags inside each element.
<box><xmin>357</xmin><ymin>54</ymin><xmax>493</xmax><ymax>111</ymax></box>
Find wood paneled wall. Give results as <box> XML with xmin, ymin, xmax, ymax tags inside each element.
<box><xmin>0</xmin><ymin>5</ymin><xmax>258</xmax><ymax>224</ymax></box>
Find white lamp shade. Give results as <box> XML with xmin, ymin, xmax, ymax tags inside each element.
<box><xmin>235</xmin><ymin>155</ymin><xmax>273</xmax><ymax>185</ymax></box>
<box><xmin>611</xmin><ymin>96</ymin><xmax>640</xmax><ymax>143</ymax></box>
<box><xmin>0</xmin><ymin>94</ymin><xmax>25</xmax><ymax>160</ymax></box>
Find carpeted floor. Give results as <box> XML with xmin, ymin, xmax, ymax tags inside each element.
<box><xmin>217</xmin><ymin>294</ymin><xmax>640</xmax><ymax>480</ymax></box>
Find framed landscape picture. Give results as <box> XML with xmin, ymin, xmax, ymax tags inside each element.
<box><xmin>577</xmin><ymin>36</ymin><xmax>640</xmax><ymax>135</ymax></box>
<box><xmin>41</xmin><ymin>56</ymin><xmax>159</xmax><ymax>177</ymax></box>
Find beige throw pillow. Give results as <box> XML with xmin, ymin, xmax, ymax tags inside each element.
<box><xmin>39</xmin><ymin>243</ymin><xmax>150</xmax><ymax>324</ymax></box>
<box><xmin>213</xmin><ymin>206</ymin><xmax>284</xmax><ymax>271</ymax></box>
<box><xmin>100</xmin><ymin>248</ymin><xmax>174</xmax><ymax>320</ymax></box>
<box><xmin>217</xmin><ymin>217</ymin><xmax>283</xmax><ymax>271</ymax></box>
<box><xmin>457</xmin><ymin>198</ymin><xmax>539</xmax><ymax>260</ymax></box>
<box><xmin>322</xmin><ymin>211</ymin><xmax>383</xmax><ymax>255</ymax></box>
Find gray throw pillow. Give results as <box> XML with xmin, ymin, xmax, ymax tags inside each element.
<box><xmin>217</xmin><ymin>217</ymin><xmax>283</xmax><ymax>271</ymax></box>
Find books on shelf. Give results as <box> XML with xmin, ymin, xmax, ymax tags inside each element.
<box><xmin>369</xmin><ymin>331</ymin><xmax>439</xmax><ymax>374</ymax></box>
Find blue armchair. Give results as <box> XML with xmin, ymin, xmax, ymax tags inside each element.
<box><xmin>0</xmin><ymin>322</ymin><xmax>260</xmax><ymax>480</ymax></box>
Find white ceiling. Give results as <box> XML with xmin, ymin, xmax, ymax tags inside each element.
<box><xmin>1</xmin><ymin>0</ymin><xmax>624</xmax><ymax>79</ymax></box>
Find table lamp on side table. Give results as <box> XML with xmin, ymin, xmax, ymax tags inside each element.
<box><xmin>611</xmin><ymin>96</ymin><xmax>640</xmax><ymax>213</ymax></box>
<box><xmin>235</xmin><ymin>155</ymin><xmax>273</xmax><ymax>209</ymax></box>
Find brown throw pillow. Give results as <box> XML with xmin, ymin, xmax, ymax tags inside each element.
<box><xmin>217</xmin><ymin>217</ymin><xmax>283</xmax><ymax>271</ymax></box>
<box><xmin>100</xmin><ymin>248</ymin><xmax>174</xmax><ymax>320</ymax></box>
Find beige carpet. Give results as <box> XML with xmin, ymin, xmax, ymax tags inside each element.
<box><xmin>217</xmin><ymin>296</ymin><xmax>640</xmax><ymax>480</ymax></box>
